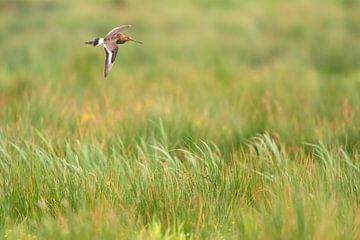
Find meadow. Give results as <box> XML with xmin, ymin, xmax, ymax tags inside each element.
<box><xmin>0</xmin><ymin>0</ymin><xmax>359</xmax><ymax>239</ymax></box>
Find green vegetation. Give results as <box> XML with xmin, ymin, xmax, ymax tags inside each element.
<box><xmin>0</xmin><ymin>0</ymin><xmax>359</xmax><ymax>239</ymax></box>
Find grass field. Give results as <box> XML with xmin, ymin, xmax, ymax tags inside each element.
<box><xmin>0</xmin><ymin>0</ymin><xmax>360</xmax><ymax>239</ymax></box>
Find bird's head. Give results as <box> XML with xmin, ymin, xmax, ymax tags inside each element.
<box><xmin>124</xmin><ymin>35</ymin><xmax>143</xmax><ymax>44</ymax></box>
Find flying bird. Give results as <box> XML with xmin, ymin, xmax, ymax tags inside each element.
<box><xmin>85</xmin><ymin>25</ymin><xmax>142</xmax><ymax>77</ymax></box>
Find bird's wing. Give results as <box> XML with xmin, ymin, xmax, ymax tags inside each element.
<box><xmin>105</xmin><ymin>25</ymin><xmax>131</xmax><ymax>39</ymax></box>
<box><xmin>103</xmin><ymin>43</ymin><xmax>118</xmax><ymax>78</ymax></box>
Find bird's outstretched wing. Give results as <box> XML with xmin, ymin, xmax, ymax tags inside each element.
<box><xmin>103</xmin><ymin>43</ymin><xmax>118</xmax><ymax>78</ymax></box>
<box><xmin>105</xmin><ymin>25</ymin><xmax>131</xmax><ymax>40</ymax></box>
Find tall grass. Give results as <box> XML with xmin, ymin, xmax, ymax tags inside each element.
<box><xmin>0</xmin><ymin>128</ymin><xmax>359</xmax><ymax>239</ymax></box>
<box><xmin>0</xmin><ymin>0</ymin><xmax>359</xmax><ymax>239</ymax></box>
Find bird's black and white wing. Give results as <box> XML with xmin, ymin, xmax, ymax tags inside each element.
<box><xmin>105</xmin><ymin>25</ymin><xmax>131</xmax><ymax>39</ymax></box>
<box><xmin>103</xmin><ymin>44</ymin><xmax>118</xmax><ymax>78</ymax></box>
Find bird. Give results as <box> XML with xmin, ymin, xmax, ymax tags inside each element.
<box><xmin>85</xmin><ymin>25</ymin><xmax>142</xmax><ymax>77</ymax></box>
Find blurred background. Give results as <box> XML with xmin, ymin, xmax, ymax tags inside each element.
<box><xmin>0</xmin><ymin>0</ymin><xmax>359</xmax><ymax>149</ymax></box>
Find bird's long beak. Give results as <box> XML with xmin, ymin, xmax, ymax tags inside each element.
<box><xmin>85</xmin><ymin>40</ymin><xmax>93</xmax><ymax>45</ymax></box>
<box><xmin>129</xmin><ymin>38</ymin><xmax>143</xmax><ymax>44</ymax></box>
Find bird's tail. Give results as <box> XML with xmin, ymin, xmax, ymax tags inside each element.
<box><xmin>84</xmin><ymin>38</ymin><xmax>104</xmax><ymax>46</ymax></box>
<box><xmin>85</xmin><ymin>40</ymin><xmax>94</xmax><ymax>45</ymax></box>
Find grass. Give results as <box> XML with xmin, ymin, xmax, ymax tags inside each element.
<box><xmin>0</xmin><ymin>0</ymin><xmax>359</xmax><ymax>239</ymax></box>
